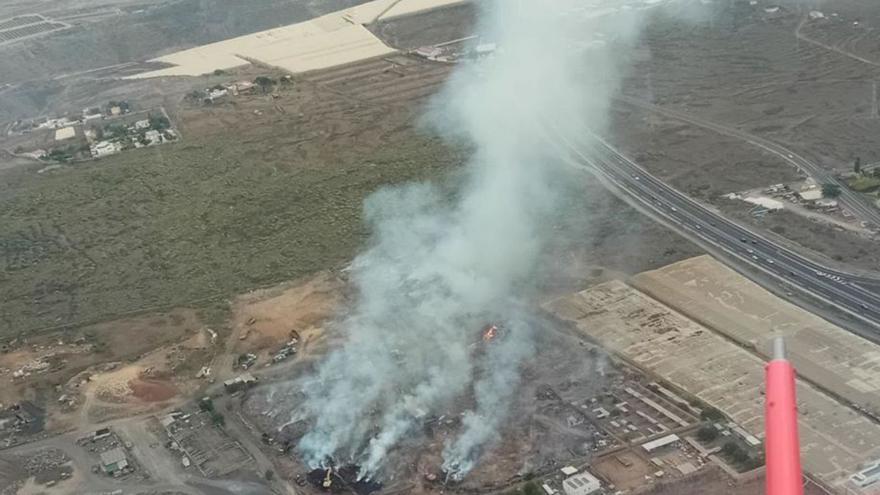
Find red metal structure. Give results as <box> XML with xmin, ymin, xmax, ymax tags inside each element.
<box><xmin>765</xmin><ymin>337</ymin><xmax>803</xmax><ymax>495</ymax></box>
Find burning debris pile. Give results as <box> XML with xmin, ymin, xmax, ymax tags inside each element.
<box><xmin>257</xmin><ymin>0</ymin><xmax>647</xmax><ymax>483</ymax></box>
<box><xmin>307</xmin><ymin>465</ymin><xmax>383</xmax><ymax>495</ymax></box>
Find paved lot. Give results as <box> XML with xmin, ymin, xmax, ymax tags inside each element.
<box><xmin>545</xmin><ymin>279</ymin><xmax>880</xmax><ymax>488</ymax></box>
<box><xmin>633</xmin><ymin>255</ymin><xmax>880</xmax><ymax>417</ymax></box>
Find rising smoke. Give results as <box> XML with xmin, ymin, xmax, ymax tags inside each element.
<box><xmin>280</xmin><ymin>0</ymin><xmax>653</xmax><ymax>481</ymax></box>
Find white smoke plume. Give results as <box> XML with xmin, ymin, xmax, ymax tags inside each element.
<box><xmin>288</xmin><ymin>0</ymin><xmax>655</xmax><ymax>480</ymax></box>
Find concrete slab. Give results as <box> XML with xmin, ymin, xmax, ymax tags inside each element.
<box><xmin>545</xmin><ymin>279</ymin><xmax>880</xmax><ymax>488</ymax></box>
<box><xmin>632</xmin><ymin>255</ymin><xmax>880</xmax><ymax>417</ymax></box>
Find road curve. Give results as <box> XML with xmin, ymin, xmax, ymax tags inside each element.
<box><xmin>549</xmin><ymin>128</ymin><xmax>880</xmax><ymax>341</ymax></box>
<box><xmin>615</xmin><ymin>94</ymin><xmax>880</xmax><ymax>229</ymax></box>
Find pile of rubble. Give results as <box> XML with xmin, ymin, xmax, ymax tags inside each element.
<box><xmin>21</xmin><ymin>448</ymin><xmax>70</xmax><ymax>475</ymax></box>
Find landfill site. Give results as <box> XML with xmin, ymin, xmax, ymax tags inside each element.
<box><xmin>4</xmin><ymin>0</ymin><xmax>880</xmax><ymax>494</ymax></box>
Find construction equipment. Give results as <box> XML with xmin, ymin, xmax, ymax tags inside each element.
<box><xmin>323</xmin><ymin>468</ymin><xmax>333</xmax><ymax>489</ymax></box>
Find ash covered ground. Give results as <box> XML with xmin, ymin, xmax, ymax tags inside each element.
<box><xmin>243</xmin><ymin>316</ymin><xmax>611</xmax><ymax>492</ymax></box>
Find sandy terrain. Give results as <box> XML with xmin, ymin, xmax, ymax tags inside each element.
<box><xmin>230</xmin><ymin>271</ymin><xmax>345</xmax><ymax>358</ymax></box>
<box><xmin>545</xmin><ymin>278</ymin><xmax>880</xmax><ymax>488</ymax></box>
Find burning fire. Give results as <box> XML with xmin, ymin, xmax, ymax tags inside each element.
<box><xmin>482</xmin><ymin>324</ymin><xmax>499</xmax><ymax>343</ymax></box>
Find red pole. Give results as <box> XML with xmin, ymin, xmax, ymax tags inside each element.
<box><xmin>765</xmin><ymin>337</ymin><xmax>803</xmax><ymax>495</ymax></box>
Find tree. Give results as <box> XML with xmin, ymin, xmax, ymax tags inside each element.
<box><xmin>254</xmin><ymin>76</ymin><xmax>275</xmax><ymax>93</ymax></box>
<box><xmin>822</xmin><ymin>183</ymin><xmax>842</xmax><ymax>198</ymax></box>
<box><xmin>265</xmin><ymin>469</ymin><xmax>275</xmax><ymax>481</ymax></box>
<box><xmin>855</xmin><ymin>156</ymin><xmax>862</xmax><ymax>175</ymax></box>
<box><xmin>213</xmin><ymin>69</ymin><xmax>226</xmax><ymax>76</ymax></box>
<box><xmin>700</xmin><ymin>406</ymin><xmax>725</xmax><ymax>422</ymax></box>
<box><xmin>522</xmin><ymin>481</ymin><xmax>541</xmax><ymax>495</ymax></box>
<box><xmin>697</xmin><ymin>425</ymin><xmax>719</xmax><ymax>443</ymax></box>
<box><xmin>149</xmin><ymin>114</ymin><xmax>171</xmax><ymax>131</ymax></box>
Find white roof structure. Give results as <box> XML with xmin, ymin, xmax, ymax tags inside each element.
<box><xmin>641</xmin><ymin>433</ymin><xmax>680</xmax><ymax>453</ymax></box>
<box><xmin>799</xmin><ymin>188</ymin><xmax>823</xmax><ymax>201</ymax></box>
<box><xmin>127</xmin><ymin>0</ymin><xmax>467</xmax><ymax>79</ymax></box>
<box><xmin>744</xmin><ymin>196</ymin><xmax>784</xmax><ymax>210</ymax></box>
<box><xmin>54</xmin><ymin>126</ymin><xmax>75</xmax><ymax>141</ymax></box>
<box><xmin>562</xmin><ymin>472</ymin><xmax>601</xmax><ymax>495</ymax></box>
<box><xmin>560</xmin><ymin>465</ymin><xmax>578</xmax><ymax>476</ymax></box>
<box><xmin>100</xmin><ymin>447</ymin><xmax>127</xmax><ymax>467</ymax></box>
<box><xmin>851</xmin><ymin>460</ymin><xmax>880</xmax><ymax>488</ymax></box>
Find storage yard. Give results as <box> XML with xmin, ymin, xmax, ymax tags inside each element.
<box><xmin>545</xmin><ymin>269</ymin><xmax>880</xmax><ymax>488</ymax></box>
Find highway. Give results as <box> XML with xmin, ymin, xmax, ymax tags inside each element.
<box><xmin>615</xmin><ymin>95</ymin><xmax>880</xmax><ymax>230</ymax></box>
<box><xmin>551</xmin><ymin>130</ymin><xmax>880</xmax><ymax>336</ymax></box>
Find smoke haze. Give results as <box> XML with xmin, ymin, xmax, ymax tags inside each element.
<box><xmin>274</xmin><ymin>0</ymin><xmax>659</xmax><ymax>480</ymax></box>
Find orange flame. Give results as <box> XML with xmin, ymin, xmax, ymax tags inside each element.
<box><xmin>482</xmin><ymin>324</ymin><xmax>498</xmax><ymax>342</ymax></box>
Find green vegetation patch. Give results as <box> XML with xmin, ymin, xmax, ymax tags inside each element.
<box><xmin>0</xmin><ymin>130</ymin><xmax>466</xmax><ymax>338</ymax></box>
<box><xmin>847</xmin><ymin>175</ymin><xmax>880</xmax><ymax>193</ymax></box>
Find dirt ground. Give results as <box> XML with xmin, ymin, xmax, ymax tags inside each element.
<box><xmin>614</xmin><ymin>0</ymin><xmax>880</xmax><ymax>271</ymax></box>
<box><xmin>591</xmin><ymin>450</ymin><xmax>654</xmax><ymax>492</ymax></box>
<box><xmin>230</xmin><ymin>270</ymin><xmax>345</xmax><ymax>362</ymax></box>
<box><xmin>639</xmin><ymin>467</ymin><xmax>829</xmax><ymax>495</ymax></box>
<box><xmin>368</xmin><ymin>3</ymin><xmax>476</xmax><ymax>50</ymax></box>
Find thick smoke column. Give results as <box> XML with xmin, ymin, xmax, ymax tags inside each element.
<box><xmin>290</xmin><ymin>0</ymin><xmax>645</xmax><ymax>480</ymax></box>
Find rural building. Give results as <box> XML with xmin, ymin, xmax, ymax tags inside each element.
<box><xmin>850</xmin><ymin>460</ymin><xmax>880</xmax><ymax>493</ymax></box>
<box><xmin>641</xmin><ymin>433</ymin><xmax>680</xmax><ymax>453</ymax></box>
<box><xmin>54</xmin><ymin>126</ymin><xmax>76</xmax><ymax>141</ymax></box>
<box><xmin>223</xmin><ymin>372</ymin><xmax>257</xmax><ymax>393</ymax></box>
<box><xmin>799</xmin><ymin>188</ymin><xmax>823</xmax><ymax>201</ymax></box>
<box><xmin>91</xmin><ymin>140</ymin><xmax>121</xmax><ymax>157</ymax></box>
<box><xmin>145</xmin><ymin>129</ymin><xmax>161</xmax><ymax>144</ymax></box>
<box><xmin>560</xmin><ymin>465</ymin><xmax>578</xmax><ymax>476</ymax></box>
<box><xmin>100</xmin><ymin>447</ymin><xmax>128</xmax><ymax>474</ymax></box>
<box><xmin>562</xmin><ymin>472</ymin><xmax>601</xmax><ymax>495</ymax></box>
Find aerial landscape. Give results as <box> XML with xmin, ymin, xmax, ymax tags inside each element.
<box><xmin>3</xmin><ymin>0</ymin><xmax>880</xmax><ymax>494</ymax></box>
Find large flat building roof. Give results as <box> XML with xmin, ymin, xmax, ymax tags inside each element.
<box><xmin>127</xmin><ymin>0</ymin><xmax>467</xmax><ymax>79</ymax></box>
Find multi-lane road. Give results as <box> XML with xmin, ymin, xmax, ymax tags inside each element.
<box><xmin>616</xmin><ymin>95</ymin><xmax>880</xmax><ymax>229</ymax></box>
<box><xmin>552</xmin><ymin>129</ymin><xmax>880</xmax><ymax>337</ymax></box>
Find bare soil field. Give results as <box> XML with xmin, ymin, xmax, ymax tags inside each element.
<box><xmin>614</xmin><ymin>0</ymin><xmax>880</xmax><ymax>271</ymax></box>
<box><xmin>640</xmin><ymin>467</ymin><xmax>829</xmax><ymax>495</ymax></box>
<box><xmin>230</xmin><ymin>271</ymin><xmax>345</xmax><ymax>361</ymax></box>
<box><xmin>369</xmin><ymin>3</ymin><xmax>476</xmax><ymax>50</ymax></box>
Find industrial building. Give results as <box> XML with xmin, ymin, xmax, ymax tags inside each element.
<box><xmin>223</xmin><ymin>372</ymin><xmax>257</xmax><ymax>393</ymax></box>
<box><xmin>100</xmin><ymin>447</ymin><xmax>129</xmax><ymax>475</ymax></box>
<box><xmin>850</xmin><ymin>461</ymin><xmax>880</xmax><ymax>494</ymax></box>
<box><xmin>641</xmin><ymin>433</ymin><xmax>680</xmax><ymax>453</ymax></box>
<box><xmin>562</xmin><ymin>471</ymin><xmax>601</xmax><ymax>495</ymax></box>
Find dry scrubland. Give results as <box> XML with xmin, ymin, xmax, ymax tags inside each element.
<box><xmin>0</xmin><ymin>46</ymin><xmax>702</xmax><ymax>340</ymax></box>
<box><xmin>0</xmin><ymin>73</ymin><xmax>466</xmax><ymax>338</ymax></box>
